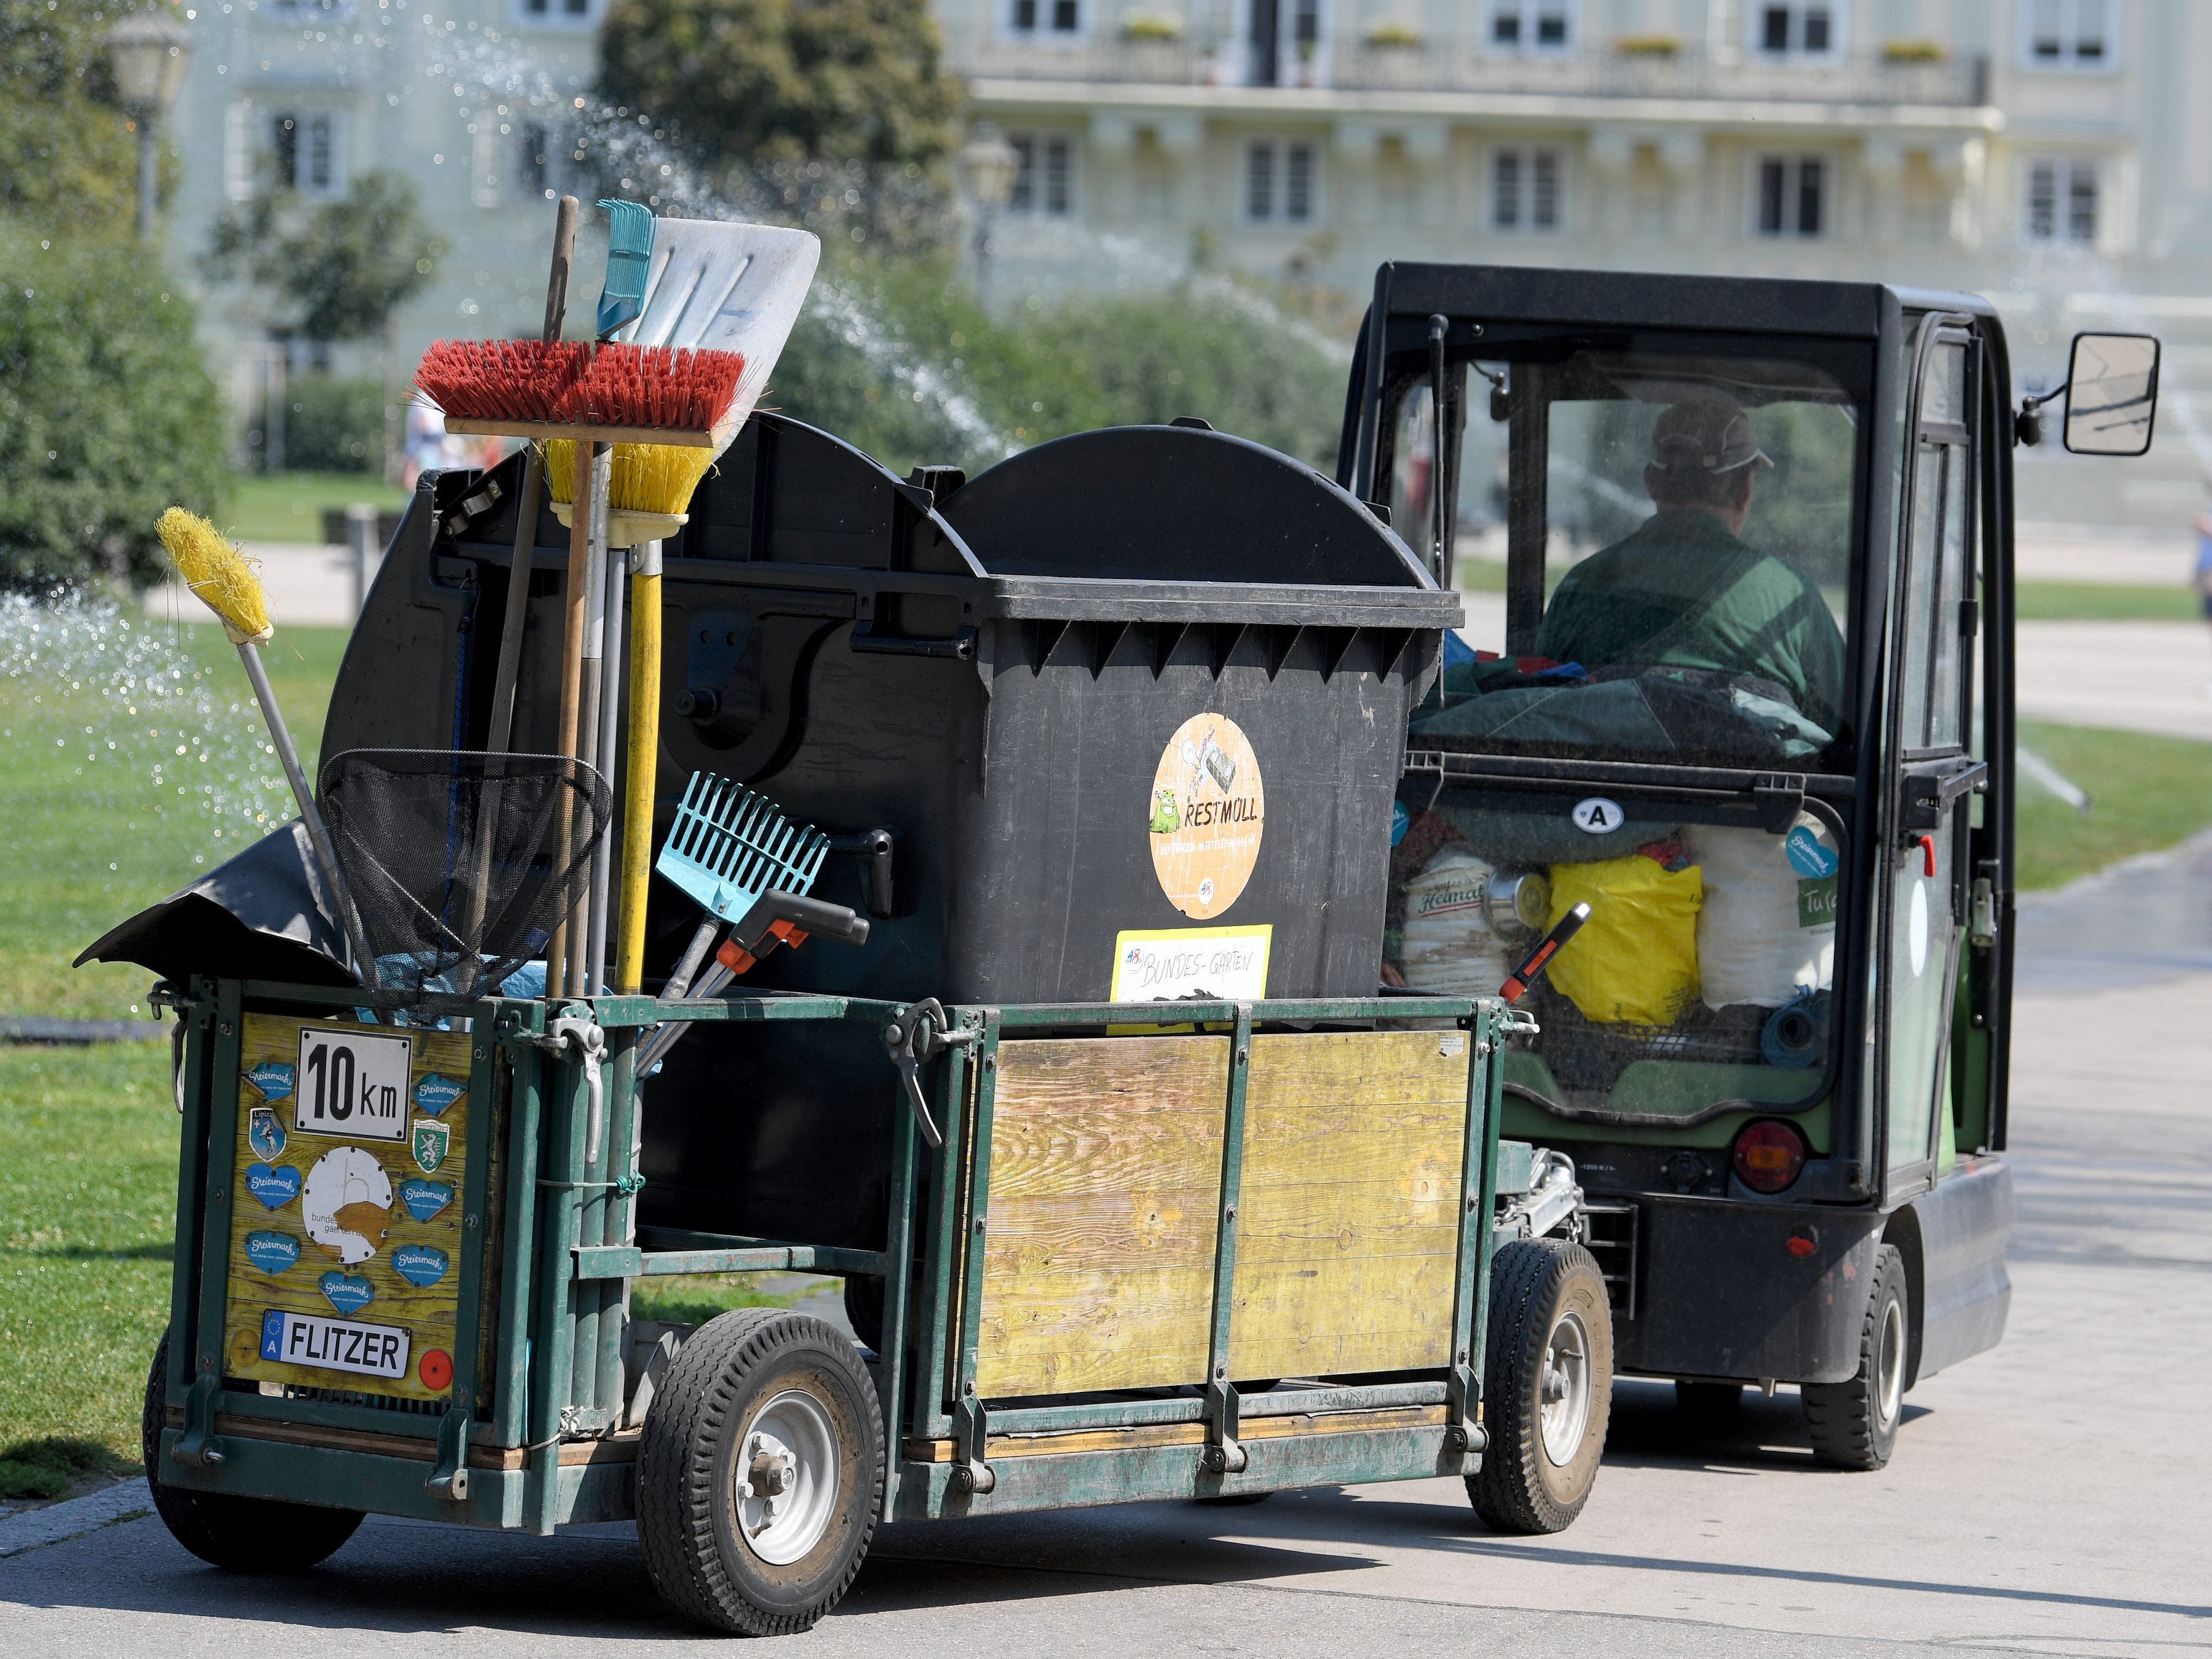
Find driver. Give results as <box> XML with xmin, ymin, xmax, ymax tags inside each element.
<box><xmin>1535</xmin><ymin>397</ymin><xmax>1846</xmax><ymax>734</ymax></box>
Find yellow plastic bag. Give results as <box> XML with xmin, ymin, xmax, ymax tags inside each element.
<box><xmin>1545</xmin><ymin>856</ymin><xmax>1704</xmax><ymax>1025</ymax></box>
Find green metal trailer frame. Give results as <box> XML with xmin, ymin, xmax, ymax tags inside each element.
<box><xmin>157</xmin><ymin>979</ymin><xmax>1512</xmax><ymax>1530</ymax></box>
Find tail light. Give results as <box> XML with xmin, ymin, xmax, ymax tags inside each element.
<box><xmin>1732</xmin><ymin>1120</ymin><xmax>1807</xmax><ymax>1194</ymax></box>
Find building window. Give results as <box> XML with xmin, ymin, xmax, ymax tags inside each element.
<box><xmin>2025</xmin><ymin>158</ymin><xmax>2098</xmax><ymax>242</ymax></box>
<box><xmin>1755</xmin><ymin>156</ymin><xmax>1824</xmax><ymax>236</ymax></box>
<box><xmin>1754</xmin><ymin>3</ymin><xmax>1837</xmax><ymax>56</ymax></box>
<box><xmin>1008</xmin><ymin>134</ymin><xmax>1074</xmax><ymax>216</ymax></box>
<box><xmin>2022</xmin><ymin>0</ymin><xmax>2111</xmax><ymax>68</ymax></box>
<box><xmin>1487</xmin><ymin>1</ymin><xmax>1573</xmax><ymax>53</ymax></box>
<box><xmin>1492</xmin><ymin>148</ymin><xmax>1564</xmax><ymax>231</ymax></box>
<box><xmin>515</xmin><ymin>0</ymin><xmax>596</xmax><ymax>27</ymax></box>
<box><xmin>1246</xmin><ymin>139</ymin><xmax>1317</xmax><ymax>222</ymax></box>
<box><xmin>1007</xmin><ymin>0</ymin><xmax>1082</xmax><ymax>34</ymax></box>
<box><xmin>273</xmin><ymin>112</ymin><xmax>343</xmax><ymax>196</ymax></box>
<box><xmin>520</xmin><ymin>125</ymin><xmax>551</xmax><ymax>196</ymax></box>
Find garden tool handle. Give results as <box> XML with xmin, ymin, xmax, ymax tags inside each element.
<box><xmin>1500</xmin><ymin>903</ymin><xmax>1591</xmax><ymax>1005</ymax></box>
<box><xmin>730</xmin><ymin>891</ymin><xmax>870</xmax><ymax>955</ymax></box>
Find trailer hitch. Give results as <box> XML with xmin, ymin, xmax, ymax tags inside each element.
<box><xmin>882</xmin><ymin>998</ymin><xmax>975</xmax><ymax>1151</ymax></box>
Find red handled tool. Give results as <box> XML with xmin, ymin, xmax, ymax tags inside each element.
<box><xmin>1499</xmin><ymin>903</ymin><xmax>1592</xmax><ymax>1003</ymax></box>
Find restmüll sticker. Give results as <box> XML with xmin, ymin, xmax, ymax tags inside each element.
<box><xmin>1148</xmin><ymin>714</ymin><xmax>1265</xmax><ymax>919</ymax></box>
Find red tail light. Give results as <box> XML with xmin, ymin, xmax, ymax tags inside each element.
<box><xmin>1733</xmin><ymin>1120</ymin><xmax>1807</xmax><ymax>1194</ymax></box>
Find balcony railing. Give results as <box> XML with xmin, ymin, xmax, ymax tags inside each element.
<box><xmin>955</xmin><ymin>37</ymin><xmax>1990</xmax><ymax>107</ymax></box>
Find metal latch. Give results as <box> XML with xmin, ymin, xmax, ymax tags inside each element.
<box><xmin>1969</xmin><ymin>877</ymin><xmax>1998</xmax><ymax>948</ymax></box>
<box><xmin>882</xmin><ymin>999</ymin><xmax>976</xmax><ymax>1151</ymax></box>
<box><xmin>535</xmin><ymin>1016</ymin><xmax>607</xmax><ymax>1162</ymax></box>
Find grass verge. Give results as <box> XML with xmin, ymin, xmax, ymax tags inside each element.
<box><xmin>222</xmin><ymin>472</ymin><xmax>408</xmax><ymax>544</ymax></box>
<box><xmin>0</xmin><ymin>1045</ymin><xmax>178</xmax><ymax>1481</ymax></box>
<box><xmin>629</xmin><ymin>1274</ymin><xmax>830</xmax><ymax>1329</ymax></box>
<box><xmin>2014</xmin><ymin>582</ymin><xmax>2201</xmax><ymax>622</ymax></box>
<box><xmin>2015</xmin><ymin>720</ymin><xmax>2212</xmax><ymax>890</ymax></box>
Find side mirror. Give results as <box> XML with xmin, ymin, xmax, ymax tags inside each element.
<box><xmin>2061</xmin><ymin>331</ymin><xmax>2160</xmax><ymax>456</ymax></box>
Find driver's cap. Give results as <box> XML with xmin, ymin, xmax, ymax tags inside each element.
<box><xmin>1651</xmin><ymin>399</ymin><xmax>1774</xmax><ymax>475</ymax></box>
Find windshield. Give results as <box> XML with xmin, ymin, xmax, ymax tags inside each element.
<box><xmin>1401</xmin><ymin>339</ymin><xmax>1867</xmax><ymax>772</ymax></box>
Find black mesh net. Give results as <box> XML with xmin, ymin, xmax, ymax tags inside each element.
<box><xmin>317</xmin><ymin>749</ymin><xmax>611</xmax><ymax>1011</ymax></box>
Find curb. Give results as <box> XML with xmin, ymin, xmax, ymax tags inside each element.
<box><xmin>0</xmin><ymin>1479</ymin><xmax>154</xmax><ymax>1559</ymax></box>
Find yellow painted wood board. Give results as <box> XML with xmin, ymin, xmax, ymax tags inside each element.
<box><xmin>220</xmin><ymin>1014</ymin><xmax>492</xmax><ymax>1403</ymax></box>
<box><xmin>974</xmin><ymin>1036</ymin><xmax>1228</xmax><ymax>1398</ymax></box>
<box><xmin>1228</xmin><ymin>1030</ymin><xmax>1472</xmax><ymax>1381</ymax></box>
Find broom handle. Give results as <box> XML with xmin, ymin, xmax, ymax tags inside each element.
<box><xmin>546</xmin><ymin>433</ymin><xmax>595</xmax><ymax>994</ymax></box>
<box><xmin>585</xmin><ymin>516</ymin><xmax>626</xmax><ymax>993</ymax></box>
<box><xmin>614</xmin><ymin>538</ymin><xmax>662</xmax><ymax>993</ymax></box>
<box><xmin>237</xmin><ymin>640</ymin><xmax>377</xmax><ymax>984</ymax></box>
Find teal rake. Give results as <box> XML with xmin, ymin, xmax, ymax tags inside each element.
<box><xmin>596</xmin><ymin>198</ymin><xmax>657</xmax><ymax>340</ymax></box>
<box><xmin>654</xmin><ymin>775</ymin><xmax>828</xmax><ymax>995</ymax></box>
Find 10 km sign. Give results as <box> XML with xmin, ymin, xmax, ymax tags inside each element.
<box><xmin>292</xmin><ymin>1028</ymin><xmax>412</xmax><ymax>1143</ymax></box>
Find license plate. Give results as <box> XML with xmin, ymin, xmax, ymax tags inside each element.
<box><xmin>293</xmin><ymin>1028</ymin><xmax>412</xmax><ymax>1143</ymax></box>
<box><xmin>259</xmin><ymin>1308</ymin><xmax>412</xmax><ymax>1381</ymax></box>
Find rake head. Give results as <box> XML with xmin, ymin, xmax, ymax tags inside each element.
<box><xmin>655</xmin><ymin>775</ymin><xmax>829</xmax><ymax>922</ymax></box>
<box><xmin>598</xmin><ymin>198</ymin><xmax>657</xmax><ymax>340</ymax></box>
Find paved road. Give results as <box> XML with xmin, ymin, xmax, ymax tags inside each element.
<box><xmin>6</xmin><ymin>950</ymin><xmax>2209</xmax><ymax>1655</ymax></box>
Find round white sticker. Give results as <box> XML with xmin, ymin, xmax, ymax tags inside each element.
<box><xmin>1148</xmin><ymin>714</ymin><xmax>1264</xmax><ymax>919</ymax></box>
<box><xmin>1908</xmin><ymin>878</ymin><xmax>1930</xmax><ymax>977</ymax></box>
<box><xmin>1571</xmin><ymin>797</ymin><xmax>1624</xmax><ymax>835</ymax></box>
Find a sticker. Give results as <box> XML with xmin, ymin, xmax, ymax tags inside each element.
<box><xmin>245</xmin><ymin>1230</ymin><xmax>300</xmax><ymax>1275</ymax></box>
<box><xmin>1148</xmin><ymin>714</ymin><xmax>1265</xmax><ymax>919</ymax></box>
<box><xmin>259</xmin><ymin>1308</ymin><xmax>409</xmax><ymax>1380</ymax></box>
<box><xmin>412</xmin><ymin>1119</ymin><xmax>452</xmax><ymax>1175</ymax></box>
<box><xmin>397</xmin><ymin>1176</ymin><xmax>455</xmax><ymax>1223</ymax></box>
<box><xmin>1110</xmin><ymin>926</ymin><xmax>1272</xmax><ymax>1002</ymax></box>
<box><xmin>301</xmin><ymin>1145</ymin><xmax>393</xmax><ymax>1266</ymax></box>
<box><xmin>246</xmin><ymin>1162</ymin><xmax>302</xmax><ymax>1211</ymax></box>
<box><xmin>245</xmin><ymin>1060</ymin><xmax>295</xmax><ymax>1103</ymax></box>
<box><xmin>1785</xmin><ymin>825</ymin><xmax>1838</xmax><ymax>879</ymax></box>
<box><xmin>1908</xmin><ymin>878</ymin><xmax>1930</xmax><ymax>977</ymax></box>
<box><xmin>419</xmin><ymin>1348</ymin><xmax>454</xmax><ymax>1391</ymax></box>
<box><xmin>318</xmin><ymin>1270</ymin><xmax>376</xmax><ymax>1317</ymax></box>
<box><xmin>1797</xmin><ymin>877</ymin><xmax>1839</xmax><ymax>929</ymax></box>
<box><xmin>247</xmin><ymin>1106</ymin><xmax>287</xmax><ymax>1161</ymax></box>
<box><xmin>412</xmin><ymin>1073</ymin><xmax>467</xmax><ymax>1117</ymax></box>
<box><xmin>1571</xmin><ymin>797</ymin><xmax>1624</xmax><ymax>835</ymax></box>
<box><xmin>293</xmin><ymin>1027</ymin><xmax>413</xmax><ymax>1144</ymax></box>
<box><xmin>1439</xmin><ymin>1032</ymin><xmax>1466</xmax><ymax>1058</ymax></box>
<box><xmin>392</xmin><ymin>1243</ymin><xmax>449</xmax><ymax>1289</ymax></box>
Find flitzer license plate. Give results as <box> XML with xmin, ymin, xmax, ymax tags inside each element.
<box><xmin>293</xmin><ymin>1027</ymin><xmax>412</xmax><ymax>1143</ymax></box>
<box><xmin>259</xmin><ymin>1308</ymin><xmax>412</xmax><ymax>1380</ymax></box>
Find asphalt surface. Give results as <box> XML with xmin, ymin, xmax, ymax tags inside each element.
<box><xmin>6</xmin><ymin>931</ymin><xmax>2209</xmax><ymax>1654</ymax></box>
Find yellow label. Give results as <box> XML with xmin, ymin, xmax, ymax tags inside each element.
<box><xmin>223</xmin><ymin>1014</ymin><xmax>486</xmax><ymax>1401</ymax></box>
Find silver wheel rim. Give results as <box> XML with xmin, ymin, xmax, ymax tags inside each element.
<box><xmin>1539</xmin><ymin>1308</ymin><xmax>1593</xmax><ymax>1466</ymax></box>
<box><xmin>1874</xmin><ymin>1296</ymin><xmax>1905</xmax><ymax>1431</ymax></box>
<box><xmin>734</xmin><ymin>1388</ymin><xmax>840</xmax><ymax>1565</ymax></box>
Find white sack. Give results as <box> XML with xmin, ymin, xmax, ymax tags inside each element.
<box><xmin>1683</xmin><ymin>815</ymin><xmax>1838</xmax><ymax>1010</ymax></box>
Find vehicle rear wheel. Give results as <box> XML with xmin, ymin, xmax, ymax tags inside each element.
<box><xmin>1673</xmin><ymin>1379</ymin><xmax>1746</xmax><ymax>1433</ymax></box>
<box><xmin>1467</xmin><ymin>1239</ymin><xmax>1612</xmax><ymax>1534</ymax></box>
<box><xmin>636</xmin><ymin>1308</ymin><xmax>882</xmax><ymax>1635</ymax></box>
<box><xmin>140</xmin><ymin>1331</ymin><xmax>364</xmax><ymax>1571</ymax></box>
<box><xmin>1803</xmin><ymin>1242</ymin><xmax>1908</xmax><ymax>1471</ymax></box>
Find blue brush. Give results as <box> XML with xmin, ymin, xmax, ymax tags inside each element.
<box><xmin>653</xmin><ymin>775</ymin><xmax>828</xmax><ymax>995</ymax></box>
<box><xmin>595</xmin><ymin>198</ymin><xmax>657</xmax><ymax>340</ymax></box>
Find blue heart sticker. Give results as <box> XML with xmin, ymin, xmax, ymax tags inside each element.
<box><xmin>247</xmin><ymin>1163</ymin><xmax>303</xmax><ymax>1210</ymax></box>
<box><xmin>412</xmin><ymin>1073</ymin><xmax>467</xmax><ymax>1117</ymax></box>
<box><xmin>391</xmin><ymin>1243</ymin><xmax>449</xmax><ymax>1289</ymax></box>
<box><xmin>398</xmin><ymin>1177</ymin><xmax>454</xmax><ymax>1223</ymax></box>
<box><xmin>246</xmin><ymin>1230</ymin><xmax>300</xmax><ymax>1275</ymax></box>
<box><xmin>1785</xmin><ymin>825</ymin><xmax>1838</xmax><ymax>879</ymax></box>
<box><xmin>318</xmin><ymin>1271</ymin><xmax>375</xmax><ymax>1316</ymax></box>
<box><xmin>245</xmin><ymin>1060</ymin><xmax>295</xmax><ymax>1103</ymax></box>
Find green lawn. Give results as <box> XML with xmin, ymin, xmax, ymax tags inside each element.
<box><xmin>2015</xmin><ymin>720</ymin><xmax>2212</xmax><ymax>890</ymax></box>
<box><xmin>222</xmin><ymin>471</ymin><xmax>407</xmax><ymax>544</ymax></box>
<box><xmin>2014</xmin><ymin>582</ymin><xmax>2201</xmax><ymax>622</ymax></box>
<box><xmin>0</xmin><ymin>618</ymin><xmax>352</xmax><ymax>1022</ymax></box>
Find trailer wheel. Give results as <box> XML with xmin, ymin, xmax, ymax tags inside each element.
<box><xmin>140</xmin><ymin>1331</ymin><xmax>364</xmax><ymax>1571</ymax></box>
<box><xmin>1467</xmin><ymin>1240</ymin><xmax>1612</xmax><ymax>1534</ymax></box>
<box><xmin>1804</xmin><ymin>1243</ymin><xmax>1908</xmax><ymax>1471</ymax></box>
<box><xmin>637</xmin><ymin>1308</ymin><xmax>882</xmax><ymax>1635</ymax></box>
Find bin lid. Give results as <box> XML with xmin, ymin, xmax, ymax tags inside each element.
<box><xmin>944</xmin><ymin>425</ymin><xmax>1435</xmax><ymax>589</ymax></box>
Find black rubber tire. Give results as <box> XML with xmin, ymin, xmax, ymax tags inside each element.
<box><xmin>842</xmin><ymin>1275</ymin><xmax>885</xmax><ymax>1353</ymax></box>
<box><xmin>636</xmin><ymin>1308</ymin><xmax>883</xmax><ymax>1635</ymax></box>
<box><xmin>1467</xmin><ymin>1239</ymin><xmax>1613</xmax><ymax>1535</ymax></box>
<box><xmin>1673</xmin><ymin>1379</ymin><xmax>1747</xmax><ymax>1433</ymax></box>
<box><xmin>1804</xmin><ymin>1242</ymin><xmax>1908</xmax><ymax>1471</ymax></box>
<box><xmin>140</xmin><ymin>1331</ymin><xmax>365</xmax><ymax>1572</ymax></box>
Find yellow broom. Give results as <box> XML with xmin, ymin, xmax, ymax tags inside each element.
<box><xmin>542</xmin><ymin>441</ymin><xmax>716</xmax><ymax>995</ymax></box>
<box><xmin>157</xmin><ymin>509</ymin><xmax>378</xmax><ymax>983</ymax></box>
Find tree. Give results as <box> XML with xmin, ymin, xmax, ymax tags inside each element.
<box><xmin>0</xmin><ymin>231</ymin><xmax>230</xmax><ymax>590</ymax></box>
<box><xmin>0</xmin><ymin>0</ymin><xmax>144</xmax><ymax>236</ymax></box>
<box><xmin>202</xmin><ymin>171</ymin><xmax>440</xmax><ymax>343</ymax></box>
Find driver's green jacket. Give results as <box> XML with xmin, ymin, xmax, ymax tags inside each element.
<box><xmin>1534</xmin><ymin>508</ymin><xmax>1847</xmax><ymax>733</ymax></box>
